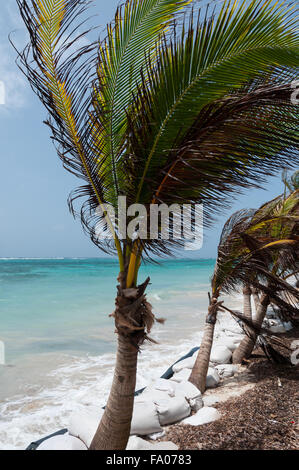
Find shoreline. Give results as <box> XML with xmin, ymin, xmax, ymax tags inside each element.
<box><xmin>0</xmin><ymin>292</ymin><xmax>239</xmax><ymax>450</ymax></box>
<box><xmin>1</xmin><ymin>292</ymin><xmax>296</xmax><ymax>450</ymax></box>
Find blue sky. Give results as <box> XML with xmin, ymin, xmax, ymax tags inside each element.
<box><xmin>0</xmin><ymin>0</ymin><xmax>290</xmax><ymax>259</ymax></box>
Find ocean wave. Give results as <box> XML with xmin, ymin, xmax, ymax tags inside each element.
<box><xmin>0</xmin><ymin>329</ymin><xmax>205</xmax><ymax>450</ymax></box>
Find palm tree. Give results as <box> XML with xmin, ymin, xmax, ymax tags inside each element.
<box><xmin>188</xmin><ymin>209</ymin><xmax>256</xmax><ymax>392</ymax></box>
<box><xmin>232</xmin><ymin>187</ymin><xmax>299</xmax><ymax>363</ymax></box>
<box><xmin>16</xmin><ymin>0</ymin><xmax>299</xmax><ymax>449</ymax></box>
<box><xmin>189</xmin><ymin>189</ymin><xmax>299</xmax><ymax>391</ymax></box>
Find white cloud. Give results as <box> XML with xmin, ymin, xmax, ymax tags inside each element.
<box><xmin>0</xmin><ymin>1</ymin><xmax>92</xmax><ymax>111</ymax></box>
<box><xmin>0</xmin><ymin>1</ymin><xmax>29</xmax><ymax>110</ymax></box>
<box><xmin>0</xmin><ymin>43</ymin><xmax>28</xmax><ymax>110</ymax></box>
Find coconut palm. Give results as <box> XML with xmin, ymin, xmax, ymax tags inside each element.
<box><xmin>232</xmin><ymin>188</ymin><xmax>299</xmax><ymax>362</ymax></box>
<box><xmin>16</xmin><ymin>0</ymin><xmax>299</xmax><ymax>449</ymax></box>
<box><xmin>189</xmin><ymin>189</ymin><xmax>299</xmax><ymax>392</ymax></box>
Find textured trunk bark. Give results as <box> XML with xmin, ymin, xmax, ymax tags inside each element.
<box><xmin>243</xmin><ymin>284</ymin><xmax>252</xmax><ymax>320</ymax></box>
<box><xmin>232</xmin><ymin>293</ymin><xmax>270</xmax><ymax>364</ymax></box>
<box><xmin>89</xmin><ymin>334</ymin><xmax>138</xmax><ymax>450</ymax></box>
<box><xmin>251</xmin><ymin>287</ymin><xmax>260</xmax><ymax>319</ymax></box>
<box><xmin>188</xmin><ymin>298</ymin><xmax>221</xmax><ymax>394</ymax></box>
<box><xmin>89</xmin><ymin>273</ymin><xmax>155</xmax><ymax>450</ymax></box>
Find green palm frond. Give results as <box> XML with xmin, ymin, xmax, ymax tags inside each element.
<box><xmin>125</xmin><ymin>0</ymin><xmax>299</xmax><ymax>211</ymax></box>
<box><xmin>212</xmin><ymin>188</ymin><xmax>299</xmax><ymax>314</ymax></box>
<box><xmin>91</xmin><ymin>0</ymin><xmax>192</xmax><ymax>203</ymax></box>
<box><xmin>15</xmin><ymin>0</ymin><xmax>127</xmax><ymax>265</ymax></box>
<box><xmin>248</xmin><ymin>189</ymin><xmax>299</xmax><ymax>240</ymax></box>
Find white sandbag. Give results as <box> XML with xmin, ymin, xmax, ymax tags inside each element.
<box><xmin>217</xmin><ymin>337</ymin><xmax>240</xmax><ymax>352</ymax></box>
<box><xmin>126</xmin><ymin>436</ymin><xmax>153</xmax><ymax>450</ymax></box>
<box><xmin>172</xmin><ymin>356</ymin><xmax>197</xmax><ymax>373</ymax></box>
<box><xmin>174</xmin><ymin>380</ymin><xmax>203</xmax><ymax>411</ymax></box>
<box><xmin>130</xmin><ymin>401</ymin><xmax>162</xmax><ymax>435</ymax></box>
<box><xmin>210</xmin><ymin>345</ymin><xmax>232</xmax><ymax>364</ymax></box>
<box><xmin>70</xmin><ymin>401</ymin><xmax>161</xmax><ymax>442</ymax></box>
<box><xmin>37</xmin><ymin>434</ymin><xmax>87</xmax><ymax>450</ymax></box>
<box><xmin>141</xmin><ymin>378</ymin><xmax>175</xmax><ymax>398</ymax></box>
<box><xmin>68</xmin><ymin>408</ymin><xmax>103</xmax><ymax>448</ymax></box>
<box><xmin>206</xmin><ymin>367</ymin><xmax>220</xmax><ymax>388</ymax></box>
<box><xmin>156</xmin><ymin>396</ymin><xmax>191</xmax><ymax>425</ymax></box>
<box><xmin>137</xmin><ymin>388</ymin><xmax>172</xmax><ymax>404</ymax></box>
<box><xmin>126</xmin><ymin>436</ymin><xmax>178</xmax><ymax>451</ymax></box>
<box><xmin>223</xmin><ymin>332</ymin><xmax>245</xmax><ymax>342</ymax></box>
<box><xmin>221</xmin><ymin>323</ymin><xmax>244</xmax><ymax>335</ymax></box>
<box><xmin>153</xmin><ymin>378</ymin><xmax>176</xmax><ymax>396</ymax></box>
<box><xmin>170</xmin><ymin>368</ymin><xmax>191</xmax><ymax>383</ymax></box>
<box><xmin>183</xmin><ymin>406</ymin><xmax>221</xmax><ymax>426</ymax></box>
<box><xmin>215</xmin><ymin>364</ymin><xmax>238</xmax><ymax>378</ymax></box>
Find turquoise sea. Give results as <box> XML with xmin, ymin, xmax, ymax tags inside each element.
<box><xmin>0</xmin><ymin>258</ymin><xmax>223</xmax><ymax>449</ymax></box>
<box><xmin>0</xmin><ymin>258</ymin><xmax>215</xmax><ymax>361</ymax></box>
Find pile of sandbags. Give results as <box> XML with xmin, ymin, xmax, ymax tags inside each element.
<box><xmin>37</xmin><ymin>339</ymin><xmax>245</xmax><ymax>450</ymax></box>
<box><xmin>64</xmin><ymin>377</ymin><xmax>204</xmax><ymax>449</ymax></box>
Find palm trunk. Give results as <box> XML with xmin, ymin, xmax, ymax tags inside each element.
<box><xmin>89</xmin><ymin>273</ymin><xmax>154</xmax><ymax>450</ymax></box>
<box><xmin>243</xmin><ymin>284</ymin><xmax>252</xmax><ymax>320</ymax></box>
<box><xmin>251</xmin><ymin>287</ymin><xmax>260</xmax><ymax>318</ymax></box>
<box><xmin>232</xmin><ymin>292</ymin><xmax>270</xmax><ymax>364</ymax></box>
<box><xmin>188</xmin><ymin>297</ymin><xmax>221</xmax><ymax>394</ymax></box>
<box><xmin>89</xmin><ymin>334</ymin><xmax>138</xmax><ymax>450</ymax></box>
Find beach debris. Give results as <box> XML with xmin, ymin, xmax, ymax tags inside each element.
<box><xmin>37</xmin><ymin>434</ymin><xmax>87</xmax><ymax>450</ymax></box>
<box><xmin>206</xmin><ymin>367</ymin><xmax>220</xmax><ymax>388</ymax></box>
<box><xmin>182</xmin><ymin>406</ymin><xmax>221</xmax><ymax>426</ymax></box>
